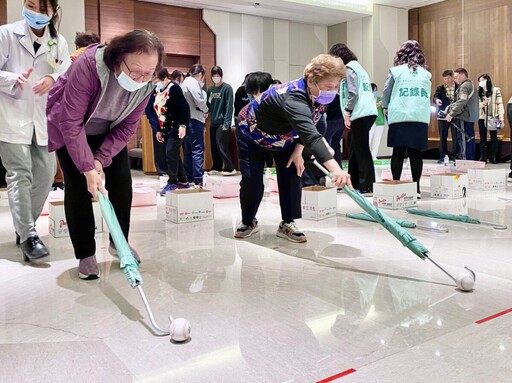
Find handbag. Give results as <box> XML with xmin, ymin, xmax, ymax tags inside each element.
<box><xmin>486</xmin><ymin>116</ymin><xmax>502</xmax><ymax>131</ymax></box>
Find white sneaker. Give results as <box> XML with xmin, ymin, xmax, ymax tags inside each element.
<box><xmin>208</xmin><ymin>170</ymin><xmax>220</xmax><ymax>175</ymax></box>
<box><xmin>276</xmin><ymin>221</ymin><xmax>307</xmax><ymax>243</ymax></box>
<box><xmin>222</xmin><ymin>169</ymin><xmax>237</xmax><ymax>176</ymax></box>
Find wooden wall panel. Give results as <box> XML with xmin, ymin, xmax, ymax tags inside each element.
<box><xmin>0</xmin><ymin>0</ymin><xmax>7</xmax><ymax>25</ymax></box>
<box><xmin>99</xmin><ymin>0</ymin><xmax>134</xmax><ymax>43</ymax></box>
<box><xmin>411</xmin><ymin>0</ymin><xmax>511</xmax><ymax>145</ymax></box>
<box><xmin>84</xmin><ymin>0</ymin><xmax>100</xmax><ymax>37</ymax></box>
<box><xmin>134</xmin><ymin>2</ymin><xmax>200</xmax><ymax>56</ymax></box>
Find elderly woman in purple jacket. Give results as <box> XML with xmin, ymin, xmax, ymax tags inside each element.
<box><xmin>46</xmin><ymin>30</ymin><xmax>164</xmax><ymax>280</ymax></box>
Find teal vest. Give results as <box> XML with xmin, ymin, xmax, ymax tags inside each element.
<box><xmin>340</xmin><ymin>61</ymin><xmax>377</xmax><ymax>121</ymax></box>
<box><xmin>387</xmin><ymin>64</ymin><xmax>432</xmax><ymax>124</ymax></box>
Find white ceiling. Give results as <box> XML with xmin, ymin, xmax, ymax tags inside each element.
<box><xmin>140</xmin><ymin>0</ymin><xmax>445</xmax><ymax>25</ymax></box>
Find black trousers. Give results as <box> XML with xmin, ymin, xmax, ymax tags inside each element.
<box><xmin>210</xmin><ymin>124</ymin><xmax>235</xmax><ymax>172</ymax></box>
<box><xmin>391</xmin><ymin>146</ymin><xmax>422</xmax><ymax>193</ymax></box>
<box><xmin>164</xmin><ymin>131</ymin><xmax>187</xmax><ymax>184</ymax></box>
<box><xmin>0</xmin><ymin>156</ymin><xmax>6</xmax><ymax>187</ymax></box>
<box><xmin>478</xmin><ymin>119</ymin><xmax>498</xmax><ymax>161</ymax></box>
<box><xmin>348</xmin><ymin>115</ymin><xmax>376</xmax><ymax>191</ymax></box>
<box><xmin>438</xmin><ymin>119</ymin><xmax>460</xmax><ymax>160</ymax></box>
<box><xmin>57</xmin><ymin>134</ymin><xmax>132</xmax><ymax>259</ymax></box>
<box><xmin>237</xmin><ymin>130</ymin><xmax>301</xmax><ymax>226</ymax></box>
<box><xmin>152</xmin><ymin>130</ymin><xmax>167</xmax><ymax>176</ymax></box>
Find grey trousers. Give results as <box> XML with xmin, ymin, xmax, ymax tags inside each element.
<box><xmin>0</xmin><ymin>135</ymin><xmax>55</xmax><ymax>242</ymax></box>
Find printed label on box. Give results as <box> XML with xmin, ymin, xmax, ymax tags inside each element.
<box><xmin>166</xmin><ymin>189</ymin><xmax>214</xmax><ymax>223</ymax></box>
<box><xmin>467</xmin><ymin>168</ymin><xmax>506</xmax><ymax>191</ymax></box>
<box><xmin>301</xmin><ymin>186</ymin><xmax>337</xmax><ymax>220</ymax></box>
<box><xmin>49</xmin><ymin>201</ymin><xmax>103</xmax><ymax>238</ymax></box>
<box><xmin>373</xmin><ymin>181</ymin><xmax>417</xmax><ymax>210</ymax></box>
<box><xmin>430</xmin><ymin>173</ymin><xmax>468</xmax><ymax>199</ymax></box>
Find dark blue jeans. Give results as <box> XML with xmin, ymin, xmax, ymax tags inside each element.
<box><xmin>457</xmin><ymin>120</ymin><xmax>476</xmax><ymax>160</ymax></box>
<box><xmin>183</xmin><ymin>119</ymin><xmax>205</xmax><ymax>184</ymax></box>
<box><xmin>152</xmin><ymin>129</ymin><xmax>167</xmax><ymax>176</ymax></box>
<box><xmin>237</xmin><ymin>130</ymin><xmax>301</xmax><ymax>226</ymax></box>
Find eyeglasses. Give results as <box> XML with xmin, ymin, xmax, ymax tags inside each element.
<box><xmin>122</xmin><ymin>60</ymin><xmax>155</xmax><ymax>82</ymax></box>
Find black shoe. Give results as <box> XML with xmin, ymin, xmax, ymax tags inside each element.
<box><xmin>16</xmin><ymin>233</ymin><xmax>20</xmax><ymax>246</ymax></box>
<box><xmin>21</xmin><ymin>236</ymin><xmax>49</xmax><ymax>262</ymax></box>
<box><xmin>52</xmin><ymin>182</ymin><xmax>65</xmax><ymax>191</ymax></box>
<box><xmin>490</xmin><ymin>156</ymin><xmax>497</xmax><ymax>164</ymax></box>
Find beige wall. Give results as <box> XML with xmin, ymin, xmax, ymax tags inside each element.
<box><xmin>203</xmin><ymin>9</ymin><xmax>328</xmax><ymax>88</ymax></box>
<box><xmin>7</xmin><ymin>0</ymin><xmax>85</xmax><ymax>54</ymax></box>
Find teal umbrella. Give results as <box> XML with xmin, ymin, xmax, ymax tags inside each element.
<box><xmin>406</xmin><ymin>208</ymin><xmax>507</xmax><ymax>230</ymax></box>
<box><xmin>98</xmin><ymin>193</ymin><xmax>142</xmax><ymax>287</ymax></box>
<box><xmin>312</xmin><ymin>160</ymin><xmax>476</xmax><ymax>290</ymax></box>
<box><xmin>98</xmin><ymin>194</ymin><xmax>174</xmax><ymax>336</ymax></box>
<box><xmin>341</xmin><ymin>212</ymin><xmax>448</xmax><ymax>233</ymax></box>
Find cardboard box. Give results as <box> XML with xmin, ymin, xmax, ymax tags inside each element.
<box><xmin>166</xmin><ymin>220</ymin><xmax>215</xmax><ymax>252</ymax></box>
<box><xmin>166</xmin><ymin>189</ymin><xmax>214</xmax><ymax>223</ymax></box>
<box><xmin>379</xmin><ymin>169</ymin><xmax>412</xmax><ymax>181</ymax></box>
<box><xmin>301</xmin><ymin>186</ymin><xmax>337</xmax><ymax>220</ymax></box>
<box><xmin>159</xmin><ymin>176</ymin><xmax>168</xmax><ymax>189</ymax></box>
<box><xmin>467</xmin><ymin>168</ymin><xmax>506</xmax><ymax>191</ymax></box>
<box><xmin>40</xmin><ymin>189</ymin><xmax>65</xmax><ymax>216</ymax></box>
<box><xmin>132</xmin><ymin>186</ymin><xmax>157</xmax><ymax>207</ymax></box>
<box><xmin>0</xmin><ymin>188</ymin><xmax>8</xmax><ymax>207</ymax></box>
<box><xmin>267</xmin><ymin>175</ymin><xmax>279</xmax><ymax>193</ymax></box>
<box><xmin>455</xmin><ymin>160</ymin><xmax>486</xmax><ymax>173</ymax></box>
<box><xmin>372</xmin><ymin>181</ymin><xmax>417</xmax><ymax>210</ymax></box>
<box><xmin>49</xmin><ymin>201</ymin><xmax>103</xmax><ymax>238</ymax></box>
<box><xmin>430</xmin><ymin>173</ymin><xmax>468</xmax><ymax>199</ymax></box>
<box><xmin>203</xmin><ymin>177</ymin><xmax>239</xmax><ymax>198</ymax></box>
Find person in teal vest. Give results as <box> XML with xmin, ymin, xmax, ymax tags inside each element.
<box><xmin>369</xmin><ymin>83</ymin><xmax>386</xmax><ymax>160</ymax></box>
<box><xmin>329</xmin><ymin>43</ymin><xmax>377</xmax><ymax>195</ymax></box>
<box><xmin>382</xmin><ymin>40</ymin><xmax>432</xmax><ymax>198</ymax></box>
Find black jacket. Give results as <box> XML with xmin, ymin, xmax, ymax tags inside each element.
<box><xmin>234</xmin><ymin>85</ymin><xmax>250</xmax><ymax>118</ymax></box>
<box><xmin>433</xmin><ymin>83</ymin><xmax>458</xmax><ymax>113</ymax></box>
<box><xmin>156</xmin><ymin>83</ymin><xmax>190</xmax><ymax>136</ymax></box>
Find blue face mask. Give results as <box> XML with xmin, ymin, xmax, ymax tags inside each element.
<box><xmin>373</xmin><ymin>91</ymin><xmax>378</xmax><ymax>98</ymax></box>
<box><xmin>22</xmin><ymin>7</ymin><xmax>52</xmax><ymax>30</ymax></box>
<box><xmin>116</xmin><ymin>71</ymin><xmax>148</xmax><ymax>92</ymax></box>
<box><xmin>155</xmin><ymin>82</ymin><xmax>164</xmax><ymax>91</ymax></box>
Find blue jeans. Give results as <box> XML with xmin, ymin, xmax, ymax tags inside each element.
<box><xmin>183</xmin><ymin>119</ymin><xmax>205</xmax><ymax>184</ymax></box>
<box><xmin>458</xmin><ymin>120</ymin><xmax>476</xmax><ymax>160</ymax></box>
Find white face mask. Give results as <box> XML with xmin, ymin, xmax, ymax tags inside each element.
<box><xmin>479</xmin><ymin>80</ymin><xmax>487</xmax><ymax>88</ymax></box>
<box><xmin>212</xmin><ymin>76</ymin><xmax>222</xmax><ymax>84</ymax></box>
<box><xmin>116</xmin><ymin>71</ymin><xmax>148</xmax><ymax>92</ymax></box>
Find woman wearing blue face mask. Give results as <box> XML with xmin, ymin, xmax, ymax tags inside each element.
<box><xmin>0</xmin><ymin>0</ymin><xmax>70</xmax><ymax>262</ymax></box>
<box><xmin>235</xmin><ymin>56</ymin><xmax>352</xmax><ymax>243</ymax></box>
<box><xmin>329</xmin><ymin>43</ymin><xmax>378</xmax><ymax>195</ymax></box>
<box><xmin>46</xmin><ymin>30</ymin><xmax>164</xmax><ymax>280</ymax></box>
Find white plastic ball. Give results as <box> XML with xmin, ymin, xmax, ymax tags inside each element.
<box><xmin>169</xmin><ymin>317</ymin><xmax>191</xmax><ymax>342</ymax></box>
<box><xmin>456</xmin><ymin>272</ymin><xmax>475</xmax><ymax>291</ymax></box>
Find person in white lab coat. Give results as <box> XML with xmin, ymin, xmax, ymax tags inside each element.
<box><xmin>0</xmin><ymin>0</ymin><xmax>70</xmax><ymax>262</ymax></box>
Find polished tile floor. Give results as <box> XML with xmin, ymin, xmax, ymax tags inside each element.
<box><xmin>1</xmin><ymin>161</ymin><xmax>512</xmax><ymax>383</ymax></box>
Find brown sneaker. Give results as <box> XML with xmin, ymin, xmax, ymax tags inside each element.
<box><xmin>234</xmin><ymin>219</ymin><xmax>259</xmax><ymax>239</ymax></box>
<box><xmin>276</xmin><ymin>221</ymin><xmax>307</xmax><ymax>243</ymax></box>
<box><xmin>78</xmin><ymin>255</ymin><xmax>100</xmax><ymax>280</ymax></box>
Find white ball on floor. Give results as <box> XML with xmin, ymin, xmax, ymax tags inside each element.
<box><xmin>169</xmin><ymin>317</ymin><xmax>191</xmax><ymax>342</ymax></box>
<box><xmin>456</xmin><ymin>272</ymin><xmax>475</xmax><ymax>292</ymax></box>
